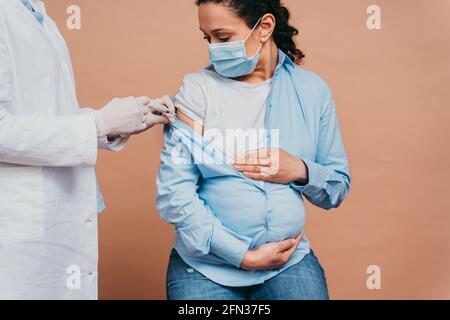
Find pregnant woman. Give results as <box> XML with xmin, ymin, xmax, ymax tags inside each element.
<box><xmin>156</xmin><ymin>0</ymin><xmax>351</xmax><ymax>300</ymax></box>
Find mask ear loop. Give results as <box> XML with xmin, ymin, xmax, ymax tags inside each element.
<box><xmin>244</xmin><ymin>17</ymin><xmax>263</xmax><ymax>43</ymax></box>
<box><xmin>257</xmin><ymin>38</ymin><xmax>264</xmax><ymax>51</ymax></box>
<box><xmin>245</xmin><ymin>17</ymin><xmax>264</xmax><ymax>58</ymax></box>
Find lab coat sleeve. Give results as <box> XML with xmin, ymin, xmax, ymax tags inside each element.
<box><xmin>156</xmin><ymin>125</ymin><xmax>252</xmax><ymax>268</ymax></box>
<box><xmin>0</xmin><ymin>20</ymin><xmax>98</xmax><ymax>167</ymax></box>
<box><xmin>291</xmin><ymin>86</ymin><xmax>351</xmax><ymax>210</ymax></box>
<box><xmin>0</xmin><ymin>110</ymin><xmax>98</xmax><ymax>167</ymax></box>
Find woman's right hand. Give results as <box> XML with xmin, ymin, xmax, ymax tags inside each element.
<box><xmin>240</xmin><ymin>234</ymin><xmax>303</xmax><ymax>271</ymax></box>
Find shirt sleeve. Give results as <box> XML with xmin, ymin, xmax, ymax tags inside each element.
<box><xmin>156</xmin><ymin>125</ymin><xmax>252</xmax><ymax>269</ymax></box>
<box><xmin>291</xmin><ymin>84</ymin><xmax>351</xmax><ymax>210</ymax></box>
<box><xmin>174</xmin><ymin>72</ymin><xmax>208</xmax><ymax>124</ymax></box>
<box><xmin>0</xmin><ymin>13</ymin><xmax>98</xmax><ymax>167</ymax></box>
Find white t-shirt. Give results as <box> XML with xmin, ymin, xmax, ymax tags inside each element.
<box><xmin>174</xmin><ymin>69</ymin><xmax>272</xmax><ymax>157</ymax></box>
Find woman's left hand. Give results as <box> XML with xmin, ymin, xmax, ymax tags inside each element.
<box><xmin>233</xmin><ymin>148</ymin><xmax>309</xmax><ymax>185</ymax></box>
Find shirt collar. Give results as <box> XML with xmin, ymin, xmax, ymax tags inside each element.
<box><xmin>275</xmin><ymin>49</ymin><xmax>295</xmax><ymax>73</ymax></box>
<box><xmin>21</xmin><ymin>0</ymin><xmax>44</xmax><ymax>25</ymax></box>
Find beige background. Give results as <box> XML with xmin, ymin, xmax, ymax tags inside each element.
<box><xmin>45</xmin><ymin>0</ymin><xmax>450</xmax><ymax>300</ymax></box>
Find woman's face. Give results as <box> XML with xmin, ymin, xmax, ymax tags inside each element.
<box><xmin>198</xmin><ymin>2</ymin><xmax>261</xmax><ymax>58</ymax></box>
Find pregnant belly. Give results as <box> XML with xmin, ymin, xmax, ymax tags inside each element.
<box><xmin>198</xmin><ymin>178</ymin><xmax>306</xmax><ymax>248</ymax></box>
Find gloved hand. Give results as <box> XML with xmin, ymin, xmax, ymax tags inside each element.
<box><xmin>145</xmin><ymin>95</ymin><xmax>176</xmax><ymax>127</ymax></box>
<box><xmin>94</xmin><ymin>96</ymin><xmax>175</xmax><ymax>138</ymax></box>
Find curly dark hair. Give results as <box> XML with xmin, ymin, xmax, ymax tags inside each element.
<box><xmin>195</xmin><ymin>0</ymin><xmax>305</xmax><ymax>65</ymax></box>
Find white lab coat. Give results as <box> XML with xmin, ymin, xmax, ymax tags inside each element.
<box><xmin>0</xmin><ymin>0</ymin><xmax>120</xmax><ymax>299</ymax></box>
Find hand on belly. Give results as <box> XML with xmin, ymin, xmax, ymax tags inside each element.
<box><xmin>241</xmin><ymin>233</ymin><xmax>304</xmax><ymax>271</ymax></box>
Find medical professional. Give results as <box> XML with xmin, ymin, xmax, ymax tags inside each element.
<box><xmin>0</xmin><ymin>0</ymin><xmax>174</xmax><ymax>300</ymax></box>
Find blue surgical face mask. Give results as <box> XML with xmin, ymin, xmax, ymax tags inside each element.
<box><xmin>208</xmin><ymin>18</ymin><xmax>262</xmax><ymax>78</ymax></box>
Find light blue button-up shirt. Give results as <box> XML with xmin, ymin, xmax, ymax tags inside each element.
<box><xmin>156</xmin><ymin>51</ymin><xmax>351</xmax><ymax>287</ymax></box>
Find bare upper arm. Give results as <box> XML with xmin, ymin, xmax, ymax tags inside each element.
<box><xmin>176</xmin><ymin>109</ymin><xmax>204</xmax><ymax>135</ymax></box>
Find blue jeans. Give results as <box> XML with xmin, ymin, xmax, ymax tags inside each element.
<box><xmin>166</xmin><ymin>249</ymin><xmax>330</xmax><ymax>300</ymax></box>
